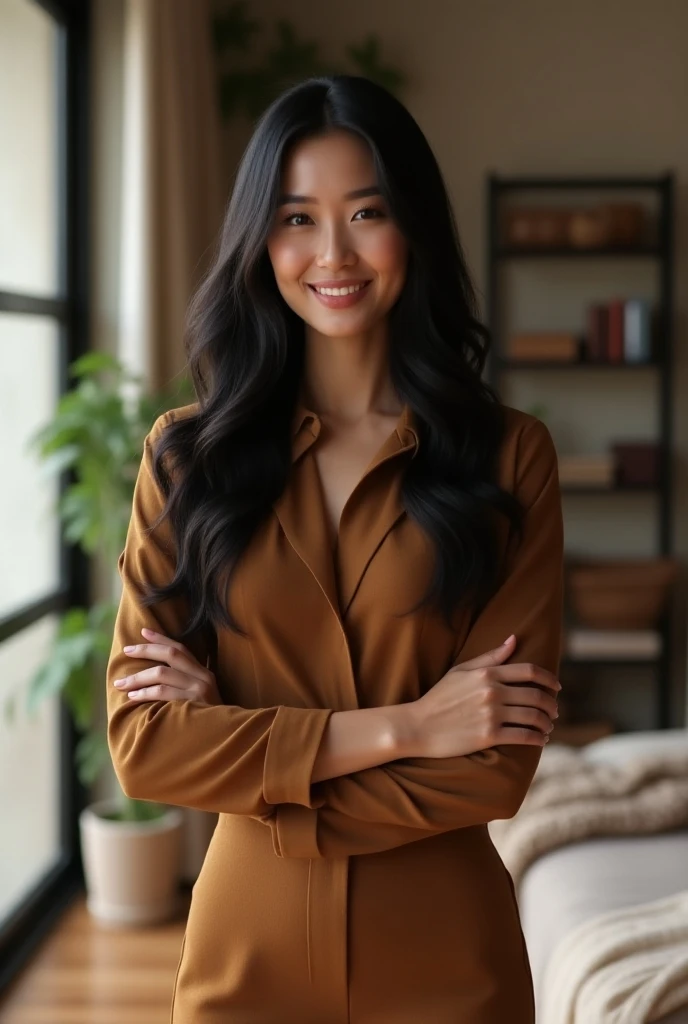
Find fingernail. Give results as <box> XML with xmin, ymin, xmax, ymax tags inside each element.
<box><xmin>114</xmin><ymin>678</ymin><xmax>127</xmax><ymax>687</ymax></box>
<box><xmin>128</xmin><ymin>690</ymin><xmax>140</xmax><ymax>698</ymax></box>
<box><xmin>123</xmin><ymin>645</ymin><xmax>135</xmax><ymax>653</ymax></box>
<box><xmin>502</xmin><ymin>635</ymin><xmax>514</xmax><ymax>645</ymax></box>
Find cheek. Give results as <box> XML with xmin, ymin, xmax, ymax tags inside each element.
<box><xmin>365</xmin><ymin>227</ymin><xmax>409</xmax><ymax>279</ymax></box>
<box><xmin>267</xmin><ymin>237</ymin><xmax>310</xmax><ymax>287</ymax></box>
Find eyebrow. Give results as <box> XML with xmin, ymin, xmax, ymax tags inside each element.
<box><xmin>277</xmin><ymin>185</ymin><xmax>381</xmax><ymax>206</ymax></box>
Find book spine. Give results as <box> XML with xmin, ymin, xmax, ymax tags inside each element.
<box><xmin>624</xmin><ymin>298</ymin><xmax>652</xmax><ymax>362</ymax></box>
<box><xmin>598</xmin><ymin>304</ymin><xmax>610</xmax><ymax>361</ymax></box>
<box><xmin>607</xmin><ymin>299</ymin><xmax>625</xmax><ymax>363</ymax></box>
<box><xmin>624</xmin><ymin>299</ymin><xmax>642</xmax><ymax>361</ymax></box>
<box><xmin>586</xmin><ymin>303</ymin><xmax>603</xmax><ymax>361</ymax></box>
<box><xmin>639</xmin><ymin>299</ymin><xmax>652</xmax><ymax>361</ymax></box>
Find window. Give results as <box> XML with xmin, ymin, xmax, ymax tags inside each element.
<box><xmin>0</xmin><ymin>0</ymin><xmax>89</xmax><ymax>990</ymax></box>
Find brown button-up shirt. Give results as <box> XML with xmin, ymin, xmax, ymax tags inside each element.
<box><xmin>106</xmin><ymin>398</ymin><xmax>564</xmax><ymax>1022</ymax></box>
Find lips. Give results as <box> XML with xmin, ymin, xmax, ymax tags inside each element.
<box><xmin>307</xmin><ymin>280</ymin><xmax>372</xmax><ymax>309</ymax></box>
<box><xmin>307</xmin><ymin>281</ymin><xmax>371</xmax><ymax>293</ymax></box>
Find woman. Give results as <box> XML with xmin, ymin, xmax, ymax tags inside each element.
<box><xmin>106</xmin><ymin>74</ymin><xmax>563</xmax><ymax>1023</ymax></box>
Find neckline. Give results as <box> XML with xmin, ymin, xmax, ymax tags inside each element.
<box><xmin>291</xmin><ymin>399</ymin><xmax>419</xmax><ymax>449</ymax></box>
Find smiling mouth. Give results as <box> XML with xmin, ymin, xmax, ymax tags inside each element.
<box><xmin>306</xmin><ymin>280</ymin><xmax>373</xmax><ymax>310</ymax></box>
<box><xmin>307</xmin><ymin>281</ymin><xmax>372</xmax><ymax>296</ymax></box>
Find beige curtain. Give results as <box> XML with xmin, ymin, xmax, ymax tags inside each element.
<box><xmin>119</xmin><ymin>0</ymin><xmax>226</xmax><ymax>391</ymax></box>
<box><xmin>114</xmin><ymin>0</ymin><xmax>227</xmax><ymax>878</ymax></box>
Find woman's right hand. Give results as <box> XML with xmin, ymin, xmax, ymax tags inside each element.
<box><xmin>405</xmin><ymin>635</ymin><xmax>561</xmax><ymax>759</ymax></box>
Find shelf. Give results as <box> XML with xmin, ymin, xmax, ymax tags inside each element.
<box><xmin>561</xmin><ymin>484</ymin><xmax>658</xmax><ymax>495</ymax></box>
<box><xmin>495</xmin><ymin>244</ymin><xmax>660</xmax><ymax>259</ymax></box>
<box><xmin>490</xmin><ymin>174</ymin><xmax>670</xmax><ymax>191</ymax></box>
<box><xmin>562</xmin><ymin>656</ymin><xmax>660</xmax><ymax>667</ymax></box>
<box><xmin>563</xmin><ymin>628</ymin><xmax>662</xmax><ymax>664</ymax></box>
<box><xmin>487</xmin><ymin>172</ymin><xmax>675</xmax><ymax>728</ymax></box>
<box><xmin>496</xmin><ymin>359</ymin><xmax>659</xmax><ymax>370</ymax></box>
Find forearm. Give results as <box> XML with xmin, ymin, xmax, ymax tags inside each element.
<box><xmin>310</xmin><ymin>702</ymin><xmax>421</xmax><ymax>783</ymax></box>
<box><xmin>268</xmin><ymin>744</ymin><xmax>542</xmax><ymax>859</ymax></box>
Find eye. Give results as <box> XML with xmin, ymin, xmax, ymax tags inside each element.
<box><xmin>281</xmin><ymin>205</ymin><xmax>385</xmax><ymax>227</ymax></box>
<box><xmin>283</xmin><ymin>211</ymin><xmax>312</xmax><ymax>227</ymax></box>
<box><xmin>352</xmin><ymin>205</ymin><xmax>384</xmax><ymax>220</ymax></box>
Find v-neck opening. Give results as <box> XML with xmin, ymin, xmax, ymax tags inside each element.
<box><xmin>311</xmin><ymin>425</ymin><xmax>401</xmax><ymax>559</ymax></box>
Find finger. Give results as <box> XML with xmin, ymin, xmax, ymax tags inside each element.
<box><xmin>490</xmin><ymin>662</ymin><xmax>561</xmax><ymax>695</ymax></box>
<box><xmin>453</xmin><ymin>635</ymin><xmax>516</xmax><ymax>672</ymax></box>
<box><xmin>123</xmin><ymin>640</ymin><xmax>209</xmax><ymax>684</ymax></box>
<box><xmin>497</xmin><ymin>683</ymin><xmax>559</xmax><ymax>720</ymax></box>
<box><xmin>491</xmin><ymin>725</ymin><xmax>549</xmax><ymax>746</ymax></box>
<box><xmin>138</xmin><ymin>628</ymin><xmax>203</xmax><ymax>665</ymax></box>
<box><xmin>126</xmin><ymin>684</ymin><xmax>200</xmax><ymax>702</ymax></box>
<box><xmin>499</xmin><ymin>705</ymin><xmax>554</xmax><ymax>736</ymax></box>
<box><xmin>113</xmin><ymin>666</ymin><xmax>191</xmax><ymax>692</ymax></box>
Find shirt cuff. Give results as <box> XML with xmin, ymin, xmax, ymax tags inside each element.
<box><xmin>263</xmin><ymin>704</ymin><xmax>333</xmax><ymax>807</ymax></box>
<box><xmin>269</xmin><ymin>803</ymin><xmax>320</xmax><ymax>858</ymax></box>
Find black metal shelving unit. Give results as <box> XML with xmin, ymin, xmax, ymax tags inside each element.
<box><xmin>485</xmin><ymin>173</ymin><xmax>676</xmax><ymax>729</ymax></box>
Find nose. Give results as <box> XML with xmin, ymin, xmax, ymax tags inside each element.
<box><xmin>315</xmin><ymin>221</ymin><xmax>355</xmax><ymax>271</ymax></box>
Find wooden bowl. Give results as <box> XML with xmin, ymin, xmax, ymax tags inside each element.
<box><xmin>567</xmin><ymin>558</ymin><xmax>679</xmax><ymax>629</ymax></box>
<box><xmin>502</xmin><ymin>207</ymin><xmax>570</xmax><ymax>248</ymax></box>
<box><xmin>568</xmin><ymin>207</ymin><xmax>614</xmax><ymax>248</ymax></box>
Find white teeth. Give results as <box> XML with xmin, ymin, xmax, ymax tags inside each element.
<box><xmin>314</xmin><ymin>283</ymin><xmax>366</xmax><ymax>296</ymax></box>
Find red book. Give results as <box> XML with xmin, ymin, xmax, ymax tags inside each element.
<box><xmin>607</xmin><ymin>299</ymin><xmax>625</xmax><ymax>363</ymax></box>
<box><xmin>586</xmin><ymin>303</ymin><xmax>609</xmax><ymax>361</ymax></box>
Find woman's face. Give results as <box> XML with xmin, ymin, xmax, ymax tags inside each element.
<box><xmin>266</xmin><ymin>130</ymin><xmax>409</xmax><ymax>338</ymax></box>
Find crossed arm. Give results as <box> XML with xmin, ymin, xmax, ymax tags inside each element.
<box><xmin>106</xmin><ymin>413</ymin><xmax>563</xmax><ymax>857</ymax></box>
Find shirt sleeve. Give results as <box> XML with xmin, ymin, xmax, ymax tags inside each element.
<box><xmin>106</xmin><ymin>413</ymin><xmax>333</xmax><ymax>815</ymax></box>
<box><xmin>265</xmin><ymin>416</ymin><xmax>564</xmax><ymax>858</ymax></box>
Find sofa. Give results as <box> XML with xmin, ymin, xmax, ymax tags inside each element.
<box><xmin>517</xmin><ymin>728</ymin><xmax>688</xmax><ymax>1023</ymax></box>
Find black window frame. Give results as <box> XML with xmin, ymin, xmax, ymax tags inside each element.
<box><xmin>0</xmin><ymin>0</ymin><xmax>91</xmax><ymax>994</ymax></box>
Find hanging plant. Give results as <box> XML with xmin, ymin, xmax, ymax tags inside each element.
<box><xmin>211</xmin><ymin>0</ymin><xmax>408</xmax><ymax>121</ymax></box>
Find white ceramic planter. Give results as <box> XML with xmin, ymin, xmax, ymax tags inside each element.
<box><xmin>79</xmin><ymin>798</ymin><xmax>184</xmax><ymax>926</ymax></box>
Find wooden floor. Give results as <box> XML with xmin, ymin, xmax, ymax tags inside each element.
<box><xmin>0</xmin><ymin>888</ymin><xmax>191</xmax><ymax>1024</ymax></box>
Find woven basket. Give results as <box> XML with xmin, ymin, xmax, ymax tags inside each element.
<box><xmin>567</xmin><ymin>558</ymin><xmax>679</xmax><ymax>629</ymax></box>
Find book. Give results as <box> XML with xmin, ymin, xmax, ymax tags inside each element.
<box><xmin>623</xmin><ymin>298</ymin><xmax>652</xmax><ymax>362</ymax></box>
<box><xmin>585</xmin><ymin>304</ymin><xmax>609</xmax><ymax>361</ymax></box>
<box><xmin>607</xmin><ymin>299</ymin><xmax>625</xmax><ymax>363</ymax></box>
<box><xmin>558</xmin><ymin>454</ymin><xmax>615</xmax><ymax>487</ymax></box>
<box><xmin>507</xmin><ymin>332</ymin><xmax>579</xmax><ymax>361</ymax></box>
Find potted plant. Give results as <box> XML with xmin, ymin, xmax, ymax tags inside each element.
<box><xmin>3</xmin><ymin>352</ymin><xmax>196</xmax><ymax>926</ymax></box>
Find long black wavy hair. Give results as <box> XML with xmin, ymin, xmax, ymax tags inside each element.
<box><xmin>142</xmin><ymin>74</ymin><xmax>524</xmax><ymax>644</ymax></box>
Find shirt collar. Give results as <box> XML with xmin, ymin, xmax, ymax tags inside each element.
<box><xmin>290</xmin><ymin>399</ymin><xmax>419</xmax><ymax>453</ymax></box>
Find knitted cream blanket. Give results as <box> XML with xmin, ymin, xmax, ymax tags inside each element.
<box><xmin>487</xmin><ymin>744</ymin><xmax>688</xmax><ymax>890</ymax></box>
<box><xmin>539</xmin><ymin>889</ymin><xmax>688</xmax><ymax>1024</ymax></box>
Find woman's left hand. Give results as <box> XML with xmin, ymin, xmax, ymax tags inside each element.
<box><xmin>114</xmin><ymin>627</ymin><xmax>222</xmax><ymax>706</ymax></box>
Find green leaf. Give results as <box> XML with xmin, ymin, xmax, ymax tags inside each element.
<box><xmin>345</xmin><ymin>35</ymin><xmax>407</xmax><ymax>94</ymax></box>
<box><xmin>75</xmin><ymin>731</ymin><xmax>110</xmax><ymax>786</ymax></box>
<box><xmin>70</xmin><ymin>352</ymin><xmax>124</xmax><ymax>378</ymax></box>
<box><xmin>37</xmin><ymin>444</ymin><xmax>82</xmax><ymax>477</ymax></box>
<box><xmin>25</xmin><ymin>621</ymin><xmax>95</xmax><ymax>715</ymax></box>
<box><xmin>212</xmin><ymin>1</ymin><xmax>261</xmax><ymax>55</ymax></box>
<box><xmin>117</xmin><ymin>798</ymin><xmax>170</xmax><ymax>822</ymax></box>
